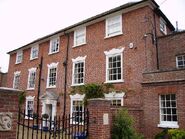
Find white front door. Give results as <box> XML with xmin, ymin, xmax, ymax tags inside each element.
<box><xmin>46</xmin><ymin>104</ymin><xmax>52</xmax><ymax>119</ymax></box>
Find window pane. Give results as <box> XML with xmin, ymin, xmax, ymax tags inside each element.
<box><xmin>177</xmin><ymin>55</ymin><xmax>185</xmax><ymax>68</ymax></box>
<box><xmin>107</xmin><ymin>15</ymin><xmax>121</xmax><ymax>36</ymax></box>
<box><xmin>72</xmin><ymin>100</ymin><xmax>84</xmax><ymax>123</ymax></box>
<box><xmin>73</xmin><ymin>62</ymin><xmax>84</xmax><ymax>84</ymax></box>
<box><xmin>108</xmin><ymin>55</ymin><xmax>121</xmax><ymax>81</ymax></box>
<box><xmin>160</xmin><ymin>94</ymin><xmax>177</xmax><ymax>123</ymax></box>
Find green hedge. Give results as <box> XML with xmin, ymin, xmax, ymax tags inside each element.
<box><xmin>155</xmin><ymin>129</ymin><xmax>185</xmax><ymax>139</ymax></box>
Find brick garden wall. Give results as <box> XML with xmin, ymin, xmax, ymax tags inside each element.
<box><xmin>0</xmin><ymin>87</ymin><xmax>21</xmax><ymax>139</ymax></box>
<box><xmin>88</xmin><ymin>99</ymin><xmax>144</xmax><ymax>139</ymax></box>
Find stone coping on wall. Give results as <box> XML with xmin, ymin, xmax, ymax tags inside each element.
<box><xmin>142</xmin><ymin>69</ymin><xmax>185</xmax><ymax>84</ymax></box>
<box><xmin>0</xmin><ymin>87</ymin><xmax>23</xmax><ymax>93</ymax></box>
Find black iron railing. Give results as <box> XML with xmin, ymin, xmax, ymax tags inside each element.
<box><xmin>16</xmin><ymin>109</ymin><xmax>89</xmax><ymax>139</ymax></box>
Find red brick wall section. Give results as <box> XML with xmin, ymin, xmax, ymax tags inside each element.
<box><xmin>0</xmin><ymin>88</ymin><xmax>21</xmax><ymax>139</ymax></box>
<box><xmin>142</xmin><ymin>83</ymin><xmax>185</xmax><ymax>139</ymax></box>
<box><xmin>158</xmin><ymin>31</ymin><xmax>185</xmax><ymax>70</ymax></box>
<box><xmin>88</xmin><ymin>99</ymin><xmax>112</xmax><ymax>139</ymax></box>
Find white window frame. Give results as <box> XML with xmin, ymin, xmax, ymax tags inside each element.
<box><xmin>73</xmin><ymin>27</ymin><xmax>86</xmax><ymax>47</ymax></box>
<box><xmin>15</xmin><ymin>51</ymin><xmax>23</xmax><ymax>64</ymax></box>
<box><xmin>160</xmin><ymin>18</ymin><xmax>167</xmax><ymax>35</ymax></box>
<box><xmin>104</xmin><ymin>48</ymin><xmax>124</xmax><ymax>83</ymax></box>
<box><xmin>176</xmin><ymin>54</ymin><xmax>185</xmax><ymax>69</ymax></box>
<box><xmin>158</xmin><ymin>94</ymin><xmax>179</xmax><ymax>128</ymax></box>
<box><xmin>46</xmin><ymin>62</ymin><xmax>58</xmax><ymax>88</ymax></box>
<box><xmin>70</xmin><ymin>94</ymin><xmax>85</xmax><ymax>124</ymax></box>
<box><xmin>13</xmin><ymin>71</ymin><xmax>21</xmax><ymax>89</ymax></box>
<box><xmin>105</xmin><ymin>15</ymin><xmax>123</xmax><ymax>38</ymax></box>
<box><xmin>30</xmin><ymin>45</ymin><xmax>39</xmax><ymax>60</ymax></box>
<box><xmin>27</xmin><ymin>68</ymin><xmax>37</xmax><ymax>90</ymax></box>
<box><xmin>72</xmin><ymin>56</ymin><xmax>86</xmax><ymax>86</ymax></box>
<box><xmin>25</xmin><ymin>96</ymin><xmax>35</xmax><ymax>119</ymax></box>
<box><xmin>49</xmin><ymin>37</ymin><xmax>60</xmax><ymax>54</ymax></box>
<box><xmin>105</xmin><ymin>92</ymin><xmax>125</xmax><ymax>106</ymax></box>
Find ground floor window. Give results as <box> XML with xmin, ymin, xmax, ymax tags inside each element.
<box><xmin>104</xmin><ymin>92</ymin><xmax>125</xmax><ymax>106</ymax></box>
<box><xmin>158</xmin><ymin>94</ymin><xmax>179</xmax><ymax>128</ymax></box>
<box><xmin>25</xmin><ymin>96</ymin><xmax>35</xmax><ymax>119</ymax></box>
<box><xmin>70</xmin><ymin>94</ymin><xmax>85</xmax><ymax>124</ymax></box>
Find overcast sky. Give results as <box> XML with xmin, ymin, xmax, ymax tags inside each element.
<box><xmin>0</xmin><ymin>0</ymin><xmax>185</xmax><ymax>72</ymax></box>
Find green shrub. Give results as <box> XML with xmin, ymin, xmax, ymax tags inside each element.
<box><xmin>112</xmin><ymin>109</ymin><xmax>144</xmax><ymax>139</ymax></box>
<box><xmin>168</xmin><ymin>129</ymin><xmax>185</xmax><ymax>139</ymax></box>
<box><xmin>155</xmin><ymin>129</ymin><xmax>185</xmax><ymax>139</ymax></box>
<box><xmin>155</xmin><ymin>129</ymin><xmax>168</xmax><ymax>139</ymax></box>
<box><xmin>71</xmin><ymin>83</ymin><xmax>114</xmax><ymax>105</ymax></box>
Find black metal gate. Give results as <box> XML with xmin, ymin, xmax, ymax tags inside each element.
<box><xmin>16</xmin><ymin>109</ymin><xmax>89</xmax><ymax>139</ymax></box>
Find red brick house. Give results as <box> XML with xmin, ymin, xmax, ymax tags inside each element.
<box><xmin>6</xmin><ymin>0</ymin><xmax>185</xmax><ymax>138</ymax></box>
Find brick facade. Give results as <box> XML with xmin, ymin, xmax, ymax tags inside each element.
<box><xmin>5</xmin><ymin>0</ymin><xmax>184</xmax><ymax>138</ymax></box>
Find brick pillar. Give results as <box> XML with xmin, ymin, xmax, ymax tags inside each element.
<box><xmin>0</xmin><ymin>87</ymin><xmax>21</xmax><ymax>139</ymax></box>
<box><xmin>88</xmin><ymin>98</ymin><xmax>112</xmax><ymax>139</ymax></box>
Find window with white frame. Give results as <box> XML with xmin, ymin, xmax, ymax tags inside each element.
<box><xmin>72</xmin><ymin>56</ymin><xmax>86</xmax><ymax>86</ymax></box>
<box><xmin>74</xmin><ymin>27</ymin><xmax>86</xmax><ymax>47</ymax></box>
<box><xmin>27</xmin><ymin>68</ymin><xmax>36</xmax><ymax>89</ymax></box>
<box><xmin>105</xmin><ymin>92</ymin><xmax>125</xmax><ymax>106</ymax></box>
<box><xmin>30</xmin><ymin>46</ymin><xmax>39</xmax><ymax>60</ymax></box>
<box><xmin>106</xmin><ymin>15</ymin><xmax>122</xmax><ymax>37</ymax></box>
<box><xmin>25</xmin><ymin>96</ymin><xmax>34</xmax><ymax>118</ymax></box>
<box><xmin>104</xmin><ymin>48</ymin><xmax>124</xmax><ymax>83</ymax></box>
<box><xmin>49</xmin><ymin>37</ymin><xmax>60</xmax><ymax>54</ymax></box>
<box><xmin>13</xmin><ymin>71</ymin><xmax>21</xmax><ymax>89</ymax></box>
<box><xmin>176</xmin><ymin>54</ymin><xmax>185</xmax><ymax>69</ymax></box>
<box><xmin>16</xmin><ymin>51</ymin><xmax>23</xmax><ymax>64</ymax></box>
<box><xmin>47</xmin><ymin>62</ymin><xmax>58</xmax><ymax>88</ymax></box>
<box><xmin>160</xmin><ymin>18</ymin><xmax>167</xmax><ymax>35</ymax></box>
<box><xmin>158</xmin><ymin>94</ymin><xmax>179</xmax><ymax>128</ymax></box>
<box><xmin>70</xmin><ymin>94</ymin><xmax>85</xmax><ymax>124</ymax></box>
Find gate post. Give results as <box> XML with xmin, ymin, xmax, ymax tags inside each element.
<box><xmin>0</xmin><ymin>87</ymin><xmax>21</xmax><ymax>139</ymax></box>
<box><xmin>88</xmin><ymin>98</ymin><xmax>112</xmax><ymax>139</ymax></box>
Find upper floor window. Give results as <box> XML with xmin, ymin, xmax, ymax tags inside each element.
<box><xmin>49</xmin><ymin>37</ymin><xmax>60</xmax><ymax>54</ymax></box>
<box><xmin>72</xmin><ymin>56</ymin><xmax>86</xmax><ymax>86</ymax></box>
<box><xmin>105</xmin><ymin>92</ymin><xmax>125</xmax><ymax>106</ymax></box>
<box><xmin>16</xmin><ymin>51</ymin><xmax>23</xmax><ymax>64</ymax></box>
<box><xmin>13</xmin><ymin>71</ymin><xmax>21</xmax><ymax>89</ymax></box>
<box><xmin>106</xmin><ymin>15</ymin><xmax>122</xmax><ymax>38</ymax></box>
<box><xmin>27</xmin><ymin>68</ymin><xmax>36</xmax><ymax>90</ymax></box>
<box><xmin>160</xmin><ymin>18</ymin><xmax>167</xmax><ymax>35</ymax></box>
<box><xmin>104</xmin><ymin>48</ymin><xmax>124</xmax><ymax>83</ymax></box>
<box><xmin>158</xmin><ymin>94</ymin><xmax>179</xmax><ymax>128</ymax></box>
<box><xmin>74</xmin><ymin>27</ymin><xmax>86</xmax><ymax>47</ymax></box>
<box><xmin>30</xmin><ymin>46</ymin><xmax>39</xmax><ymax>60</ymax></box>
<box><xmin>25</xmin><ymin>96</ymin><xmax>34</xmax><ymax>118</ymax></box>
<box><xmin>47</xmin><ymin>62</ymin><xmax>58</xmax><ymax>88</ymax></box>
<box><xmin>176</xmin><ymin>54</ymin><xmax>185</xmax><ymax>69</ymax></box>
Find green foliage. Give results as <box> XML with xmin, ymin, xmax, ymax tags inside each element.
<box><xmin>18</xmin><ymin>91</ymin><xmax>26</xmax><ymax>106</ymax></box>
<box><xmin>155</xmin><ymin>129</ymin><xmax>185</xmax><ymax>139</ymax></box>
<box><xmin>155</xmin><ymin>129</ymin><xmax>169</xmax><ymax>139</ymax></box>
<box><xmin>112</xmin><ymin>109</ymin><xmax>144</xmax><ymax>139</ymax></box>
<box><xmin>70</xmin><ymin>83</ymin><xmax>114</xmax><ymax>105</ymax></box>
<box><xmin>168</xmin><ymin>129</ymin><xmax>185</xmax><ymax>139</ymax></box>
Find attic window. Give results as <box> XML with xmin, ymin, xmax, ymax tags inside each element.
<box><xmin>16</xmin><ymin>51</ymin><xmax>23</xmax><ymax>64</ymax></box>
<box><xmin>160</xmin><ymin>18</ymin><xmax>167</xmax><ymax>35</ymax></box>
<box><xmin>105</xmin><ymin>15</ymin><xmax>122</xmax><ymax>38</ymax></box>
